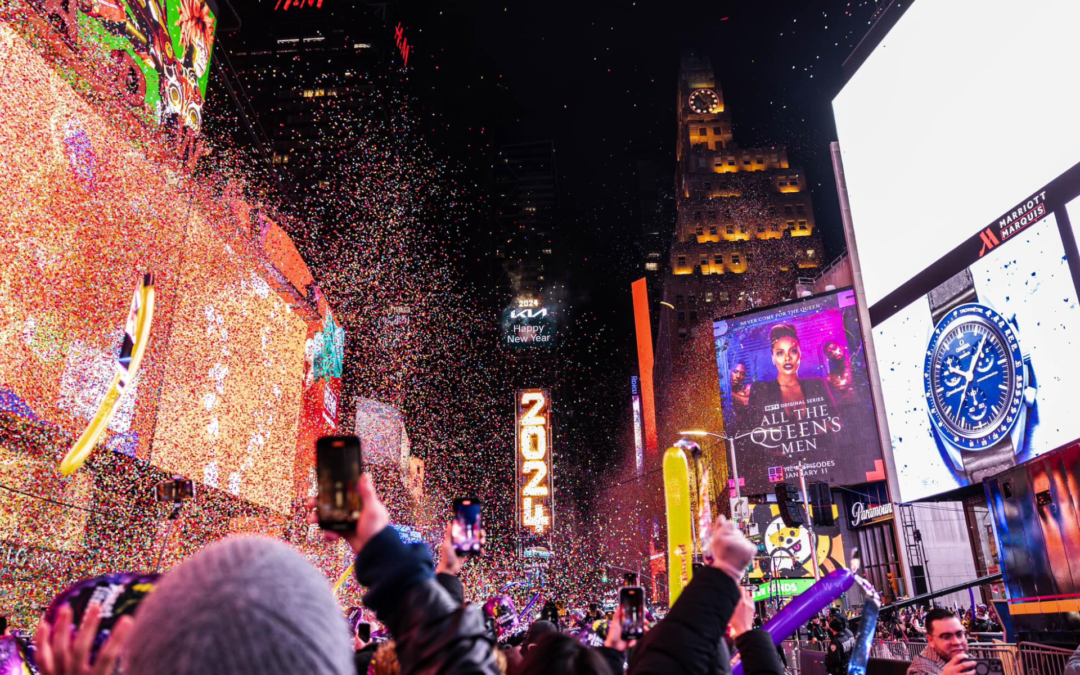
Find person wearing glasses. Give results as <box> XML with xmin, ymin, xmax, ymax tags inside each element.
<box><xmin>908</xmin><ymin>608</ymin><xmax>976</xmax><ymax>675</ymax></box>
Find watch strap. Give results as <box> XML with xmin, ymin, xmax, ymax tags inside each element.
<box><xmin>960</xmin><ymin>438</ymin><xmax>1016</xmax><ymax>483</ymax></box>
<box><xmin>928</xmin><ymin>269</ymin><xmax>978</xmax><ymax>324</ymax></box>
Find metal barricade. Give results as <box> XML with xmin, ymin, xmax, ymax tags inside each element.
<box><xmin>1019</xmin><ymin>641</ymin><xmax>1074</xmax><ymax>675</ymax></box>
<box><xmin>868</xmin><ymin>641</ymin><xmax>1022</xmax><ymax>675</ymax></box>
<box><xmin>966</xmin><ymin>644</ymin><xmax>1022</xmax><ymax>675</ymax></box>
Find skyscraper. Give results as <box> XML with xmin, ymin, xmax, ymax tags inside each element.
<box><xmin>664</xmin><ymin>51</ymin><xmax>823</xmax><ymax>345</ymax></box>
<box><xmin>493</xmin><ymin>141</ymin><xmax>560</xmax><ymax>300</ymax></box>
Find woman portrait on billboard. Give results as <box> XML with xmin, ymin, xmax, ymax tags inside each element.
<box><xmin>747</xmin><ymin>323</ymin><xmax>837</xmax><ymax>429</ymax></box>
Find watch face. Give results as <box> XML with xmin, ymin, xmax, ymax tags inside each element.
<box><xmin>688</xmin><ymin>89</ymin><xmax>720</xmax><ymax>114</ymax></box>
<box><xmin>924</xmin><ymin>303</ymin><xmax>1025</xmax><ymax>449</ymax></box>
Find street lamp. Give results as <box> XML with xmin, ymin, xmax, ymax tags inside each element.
<box><xmin>678</xmin><ymin>429</ymin><xmax>755</xmax><ymax>499</ymax></box>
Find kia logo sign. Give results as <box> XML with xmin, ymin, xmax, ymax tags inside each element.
<box><xmin>509</xmin><ymin>308</ymin><xmax>548</xmax><ymax>320</ymax></box>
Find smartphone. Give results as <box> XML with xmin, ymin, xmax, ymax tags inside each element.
<box><xmin>452</xmin><ymin>498</ymin><xmax>482</xmax><ymax>554</ymax></box>
<box><xmin>619</xmin><ymin>586</ymin><xmax>646</xmax><ymax>639</ymax></box>
<box><xmin>356</xmin><ymin>622</ymin><xmax>371</xmax><ymax>642</ymax></box>
<box><xmin>964</xmin><ymin>658</ymin><xmax>1004</xmax><ymax>675</ymax></box>
<box><xmin>316</xmin><ymin>435</ymin><xmax>362</xmax><ymax>532</ymax></box>
<box><xmin>623</xmin><ymin>572</ymin><xmax>638</xmax><ymax>586</ymax></box>
<box><xmin>154</xmin><ymin>479</ymin><xmax>195</xmax><ymax>502</ymax></box>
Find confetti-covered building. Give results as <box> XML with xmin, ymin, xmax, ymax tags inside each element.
<box><xmin>0</xmin><ymin>0</ymin><xmax>362</xmax><ymax>627</ymax></box>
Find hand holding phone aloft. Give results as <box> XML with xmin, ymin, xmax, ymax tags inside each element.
<box><xmin>306</xmin><ymin>474</ymin><xmax>389</xmax><ymax>555</ymax></box>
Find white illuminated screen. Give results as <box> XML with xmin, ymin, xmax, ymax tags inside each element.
<box><xmin>833</xmin><ymin>0</ymin><xmax>1080</xmax><ymax>308</ymax></box>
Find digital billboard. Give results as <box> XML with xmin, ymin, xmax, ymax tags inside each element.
<box><xmin>631</xmin><ymin>376</ymin><xmax>644</xmax><ymax>475</ymax></box>
<box><xmin>832</xmin><ymin>0</ymin><xmax>1080</xmax><ymax>309</ymax></box>
<box><xmin>712</xmin><ymin>288</ymin><xmax>883</xmax><ymax>494</ymax></box>
<box><xmin>147</xmin><ymin>213</ymin><xmax>308</xmax><ymax>514</ymax></box>
<box><xmin>834</xmin><ymin>0</ymin><xmax>1080</xmax><ymax>501</ymax></box>
<box><xmin>516</xmin><ymin>389</ymin><xmax>553</xmax><ymax>538</ymax></box>
<box><xmin>501</xmin><ymin>306</ymin><xmax>556</xmax><ymax>349</ymax></box>
<box><xmin>872</xmin><ymin>181</ymin><xmax>1080</xmax><ymax>501</ymax></box>
<box><xmin>22</xmin><ymin>0</ymin><xmax>218</xmax><ymax>131</ymax></box>
<box><xmin>747</xmin><ymin>503</ymin><xmax>845</xmax><ymax>581</ymax></box>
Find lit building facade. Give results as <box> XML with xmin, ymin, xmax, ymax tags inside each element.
<box><xmin>493</xmin><ymin>141</ymin><xmax>560</xmax><ymax>300</ymax></box>
<box><xmin>666</xmin><ymin>51</ymin><xmax>823</xmax><ymax>340</ymax></box>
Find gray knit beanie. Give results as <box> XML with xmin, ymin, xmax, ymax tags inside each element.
<box><xmin>125</xmin><ymin>536</ymin><xmax>354</xmax><ymax>675</ymax></box>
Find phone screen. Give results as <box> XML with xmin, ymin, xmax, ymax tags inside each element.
<box><xmin>846</xmin><ymin>598</ymin><xmax>879</xmax><ymax>675</ymax></box>
<box><xmin>316</xmin><ymin>436</ymin><xmax>362</xmax><ymax>532</ymax></box>
<box><xmin>452</xmin><ymin>498</ymin><xmax>482</xmax><ymax>554</ymax></box>
<box><xmin>619</xmin><ymin>586</ymin><xmax>646</xmax><ymax>639</ymax></box>
<box><xmin>356</xmin><ymin>622</ymin><xmax>372</xmax><ymax>642</ymax></box>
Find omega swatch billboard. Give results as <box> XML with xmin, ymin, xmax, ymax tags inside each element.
<box><xmin>713</xmin><ymin>288</ymin><xmax>883</xmax><ymax>494</ymax></box>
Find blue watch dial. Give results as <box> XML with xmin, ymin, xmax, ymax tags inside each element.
<box><xmin>924</xmin><ymin>304</ymin><xmax>1024</xmax><ymax>449</ymax></box>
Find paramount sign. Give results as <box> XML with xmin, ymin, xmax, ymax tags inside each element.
<box><xmin>849</xmin><ymin>500</ymin><xmax>893</xmax><ymax>528</ymax></box>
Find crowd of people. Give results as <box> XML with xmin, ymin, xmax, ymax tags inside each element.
<box><xmin>7</xmin><ymin>474</ymin><xmax>790</xmax><ymax>675</ymax></box>
<box><xmin>0</xmin><ymin>474</ymin><xmax>1038</xmax><ymax>675</ymax></box>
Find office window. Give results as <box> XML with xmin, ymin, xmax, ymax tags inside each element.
<box><xmin>726</xmin><ymin>225</ymin><xmax>735</xmax><ymax>235</ymax></box>
<box><xmin>713</xmin><ymin>126</ymin><xmax>723</xmax><ymax>135</ymax></box>
<box><xmin>728</xmin><ymin>159</ymin><xmax>736</xmax><ymax>166</ymax></box>
<box><xmin>645</xmin><ymin>261</ymin><xmax>659</xmax><ymax>271</ymax></box>
<box><xmin>690</xmin><ymin>311</ymin><xmax>698</xmax><ymax>321</ymax></box>
<box><xmin>740</xmin><ymin>225</ymin><xmax>748</xmax><ymax>233</ymax></box>
<box><xmin>676</xmin><ymin>294</ymin><xmax>684</xmax><ymax>305</ymax></box>
<box><xmin>678</xmin><ymin>255</ymin><xmax>687</xmax><ymax>266</ymax></box>
<box><xmin>784</xmin><ymin>205</ymin><xmax>794</xmax><ymax>215</ymax></box>
<box><xmin>699</xmin><ymin>127</ymin><xmax>707</xmax><ymax>136</ymax></box>
<box><xmin>787</xmin><ymin>220</ymin><xmax>796</xmax><ymax>230</ymax></box>
<box><xmin>719</xmin><ymin>291</ymin><xmax>730</xmax><ymax>303</ymax></box>
<box><xmin>746</xmin><ymin>253</ymin><xmax>754</xmax><ymax>264</ymax></box>
<box><xmin>694</xmin><ymin>211</ymin><xmax>702</xmax><ymax>220</ymax></box>
<box><xmin>704</xmin><ymin>182</ymin><xmax>712</xmax><ymax>192</ymax></box>
<box><xmin>705</xmin><ymin>292</ymin><xmax>714</xmax><ymax>303</ymax></box>
<box><xmin>714</xmin><ymin>254</ymin><xmax>723</xmax><ymax>264</ymax></box>
<box><xmin>743</xmin><ymin>159</ymin><xmax>751</xmax><ymax>165</ymax></box>
<box><xmin>707</xmin><ymin>211</ymin><xmax>716</xmax><ymax>219</ymax></box>
<box><xmin>714</xmin><ymin>141</ymin><xmax>724</xmax><ymax>150</ymax></box>
<box><xmin>732</xmin><ymin>254</ymin><xmax>741</xmax><ymax>265</ymax></box>
<box><xmin>756</xmin><ymin>157</ymin><xmax>763</xmax><ymax>164</ymax></box>
<box><xmin>715</xmin><ymin>157</ymin><xmax>724</xmax><ymax>166</ymax></box>
<box><xmin>696</xmin><ymin>225</ymin><xmax>704</xmax><ymax>236</ymax></box>
<box><xmin>688</xmin><ymin>294</ymin><xmax>697</xmax><ymax>304</ymax></box>
<box><xmin>757</xmin><ymin>223</ymin><xmax>766</xmax><ymax>233</ymax></box>
<box><xmin>771</xmin><ymin>223</ymin><xmax>781</xmax><ymax>232</ymax></box>
<box><xmin>678</xmin><ymin>311</ymin><xmax>685</xmax><ymax>323</ymax></box>
<box><xmin>796</xmin><ymin>204</ymin><xmax>806</xmax><ymax>215</ymax></box>
<box><xmin>542</xmin><ymin>248</ymin><xmax>553</xmax><ymax>255</ymax></box>
<box><xmin>768</xmin><ymin>206</ymin><xmax>778</xmax><ymax>215</ymax></box>
<box><xmin>700</xmin><ymin>257</ymin><xmax>709</xmax><ymax>268</ymax></box>
<box><xmin>709</xmin><ymin>226</ymin><xmax>718</xmax><ymax>235</ymax></box>
<box><xmin>798</xmin><ymin>220</ymin><xmax>808</xmax><ymax>230</ymax></box>
<box><xmin>779</xmin><ymin>180</ymin><xmax>788</xmax><ymax>186</ymax></box>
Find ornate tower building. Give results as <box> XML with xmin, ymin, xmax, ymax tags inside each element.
<box><xmin>665</xmin><ymin>52</ymin><xmax>822</xmax><ymax>345</ymax></box>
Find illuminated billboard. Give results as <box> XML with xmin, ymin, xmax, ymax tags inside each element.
<box><xmin>747</xmin><ymin>503</ymin><xmax>845</xmax><ymax>581</ymax></box>
<box><xmin>149</xmin><ymin>214</ymin><xmax>308</xmax><ymax>513</ymax></box>
<box><xmin>355</xmin><ymin>398</ymin><xmax>409</xmax><ymax>468</ymax></box>
<box><xmin>501</xmin><ymin>306</ymin><xmax>556</xmax><ymax>349</ymax></box>
<box><xmin>516</xmin><ymin>389</ymin><xmax>553</xmax><ymax>537</ymax></box>
<box><xmin>19</xmin><ymin>0</ymin><xmax>216</xmax><ymax>131</ymax></box>
<box><xmin>834</xmin><ymin>0</ymin><xmax>1080</xmax><ymax>501</ymax></box>
<box><xmin>712</xmin><ymin>288</ymin><xmax>883</xmax><ymax>493</ymax></box>
<box><xmin>631</xmin><ymin>376</ymin><xmax>643</xmax><ymax>475</ymax></box>
<box><xmin>871</xmin><ymin>182</ymin><xmax>1080</xmax><ymax>501</ymax></box>
<box><xmin>832</xmin><ymin>0</ymin><xmax>1080</xmax><ymax>309</ymax></box>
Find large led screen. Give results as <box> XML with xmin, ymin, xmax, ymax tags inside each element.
<box><xmin>713</xmin><ymin>288</ymin><xmax>882</xmax><ymax>494</ymax></box>
<box><xmin>149</xmin><ymin>214</ymin><xmax>308</xmax><ymax>513</ymax></box>
<box><xmin>873</xmin><ymin>176</ymin><xmax>1080</xmax><ymax>502</ymax></box>
<box><xmin>832</xmin><ymin>0</ymin><xmax>1080</xmax><ymax>308</ymax></box>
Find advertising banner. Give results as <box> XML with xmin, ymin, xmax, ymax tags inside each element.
<box><xmin>501</xmin><ymin>306</ymin><xmax>556</xmax><ymax>349</ymax></box>
<box><xmin>873</xmin><ymin>172</ymin><xmax>1080</xmax><ymax>501</ymax></box>
<box><xmin>712</xmin><ymin>288</ymin><xmax>883</xmax><ymax>494</ymax></box>
<box><xmin>750</xmin><ymin>578</ymin><xmax>815</xmax><ymax>603</ymax></box>
<box><xmin>748</xmin><ymin>503</ymin><xmax>846</xmax><ymax>580</ymax></box>
<box><xmin>631</xmin><ymin>376</ymin><xmax>644</xmax><ymax>475</ymax></box>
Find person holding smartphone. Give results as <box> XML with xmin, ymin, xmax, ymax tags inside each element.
<box><xmin>306</xmin><ymin>468</ymin><xmax>499</xmax><ymax>675</ymax></box>
<box><xmin>907</xmin><ymin>609</ymin><xmax>977</xmax><ymax>675</ymax></box>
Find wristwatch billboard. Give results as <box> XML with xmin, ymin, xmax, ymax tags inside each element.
<box><xmin>923</xmin><ymin>269</ymin><xmax>1037</xmax><ymax>483</ymax></box>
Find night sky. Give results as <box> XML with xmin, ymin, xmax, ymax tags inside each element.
<box><xmin>212</xmin><ymin>0</ymin><xmax>885</xmax><ymax>538</ymax></box>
